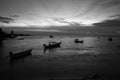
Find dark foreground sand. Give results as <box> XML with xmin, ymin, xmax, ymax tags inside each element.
<box><xmin>0</xmin><ymin>52</ymin><xmax>120</xmax><ymax>80</ymax></box>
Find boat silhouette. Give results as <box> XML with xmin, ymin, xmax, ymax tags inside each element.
<box><xmin>43</xmin><ymin>41</ymin><xmax>62</xmax><ymax>50</ymax></box>
<box><xmin>9</xmin><ymin>48</ymin><xmax>32</xmax><ymax>60</ymax></box>
<box><xmin>74</xmin><ymin>39</ymin><xmax>84</xmax><ymax>43</ymax></box>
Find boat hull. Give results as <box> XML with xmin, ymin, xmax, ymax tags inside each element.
<box><xmin>9</xmin><ymin>49</ymin><xmax>32</xmax><ymax>60</ymax></box>
<box><xmin>43</xmin><ymin>42</ymin><xmax>61</xmax><ymax>49</ymax></box>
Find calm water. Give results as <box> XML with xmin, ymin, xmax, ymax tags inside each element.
<box><xmin>0</xmin><ymin>36</ymin><xmax>120</xmax><ymax>57</ymax></box>
<box><xmin>0</xmin><ymin>36</ymin><xmax>120</xmax><ymax>80</ymax></box>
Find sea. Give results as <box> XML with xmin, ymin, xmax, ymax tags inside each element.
<box><xmin>0</xmin><ymin>36</ymin><xmax>120</xmax><ymax>80</ymax></box>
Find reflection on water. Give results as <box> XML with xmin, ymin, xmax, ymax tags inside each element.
<box><xmin>0</xmin><ymin>36</ymin><xmax>120</xmax><ymax>79</ymax></box>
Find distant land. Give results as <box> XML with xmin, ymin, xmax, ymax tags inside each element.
<box><xmin>1</xmin><ymin>26</ymin><xmax>120</xmax><ymax>37</ymax></box>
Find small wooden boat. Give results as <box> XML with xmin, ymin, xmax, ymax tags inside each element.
<box><xmin>43</xmin><ymin>41</ymin><xmax>62</xmax><ymax>49</ymax></box>
<box><xmin>9</xmin><ymin>49</ymin><xmax>32</xmax><ymax>60</ymax></box>
<box><xmin>49</xmin><ymin>35</ymin><xmax>54</xmax><ymax>38</ymax></box>
<box><xmin>74</xmin><ymin>39</ymin><xmax>84</xmax><ymax>43</ymax></box>
<box><xmin>108</xmin><ymin>37</ymin><xmax>112</xmax><ymax>41</ymax></box>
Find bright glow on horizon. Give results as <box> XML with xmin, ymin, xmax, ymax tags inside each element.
<box><xmin>1</xmin><ymin>17</ymin><xmax>100</xmax><ymax>27</ymax></box>
<box><xmin>0</xmin><ymin>16</ymin><xmax>119</xmax><ymax>27</ymax></box>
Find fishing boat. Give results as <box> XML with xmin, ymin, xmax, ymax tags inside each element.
<box><xmin>74</xmin><ymin>39</ymin><xmax>84</xmax><ymax>43</ymax></box>
<box><xmin>108</xmin><ymin>37</ymin><xmax>112</xmax><ymax>41</ymax></box>
<box><xmin>9</xmin><ymin>48</ymin><xmax>32</xmax><ymax>60</ymax></box>
<box><xmin>43</xmin><ymin>41</ymin><xmax>62</xmax><ymax>49</ymax></box>
<box><xmin>49</xmin><ymin>35</ymin><xmax>54</xmax><ymax>38</ymax></box>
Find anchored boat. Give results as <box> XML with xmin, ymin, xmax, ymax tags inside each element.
<box><xmin>9</xmin><ymin>49</ymin><xmax>32</xmax><ymax>60</ymax></box>
<box><xmin>74</xmin><ymin>39</ymin><xmax>84</xmax><ymax>43</ymax></box>
<box><xmin>43</xmin><ymin>41</ymin><xmax>62</xmax><ymax>50</ymax></box>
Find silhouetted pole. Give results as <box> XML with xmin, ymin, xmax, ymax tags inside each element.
<box><xmin>0</xmin><ymin>28</ymin><xmax>4</xmax><ymax>41</ymax></box>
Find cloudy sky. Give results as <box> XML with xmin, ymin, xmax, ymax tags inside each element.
<box><xmin>0</xmin><ymin>0</ymin><xmax>120</xmax><ymax>27</ymax></box>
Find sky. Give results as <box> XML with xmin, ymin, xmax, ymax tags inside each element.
<box><xmin>0</xmin><ymin>0</ymin><xmax>120</xmax><ymax>27</ymax></box>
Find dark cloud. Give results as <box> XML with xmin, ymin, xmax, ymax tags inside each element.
<box><xmin>110</xmin><ymin>14</ymin><xmax>120</xmax><ymax>19</ymax></box>
<box><xmin>102</xmin><ymin>0</ymin><xmax>120</xmax><ymax>7</ymax></box>
<box><xmin>93</xmin><ymin>19</ymin><xmax>120</xmax><ymax>27</ymax></box>
<box><xmin>0</xmin><ymin>16</ymin><xmax>14</xmax><ymax>23</ymax></box>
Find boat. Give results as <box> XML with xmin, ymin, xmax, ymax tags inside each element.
<box><xmin>9</xmin><ymin>49</ymin><xmax>32</xmax><ymax>60</ymax></box>
<box><xmin>43</xmin><ymin>41</ymin><xmax>62</xmax><ymax>49</ymax></box>
<box><xmin>108</xmin><ymin>37</ymin><xmax>112</xmax><ymax>41</ymax></box>
<box><xmin>74</xmin><ymin>39</ymin><xmax>84</xmax><ymax>43</ymax></box>
<box><xmin>49</xmin><ymin>35</ymin><xmax>54</xmax><ymax>38</ymax></box>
